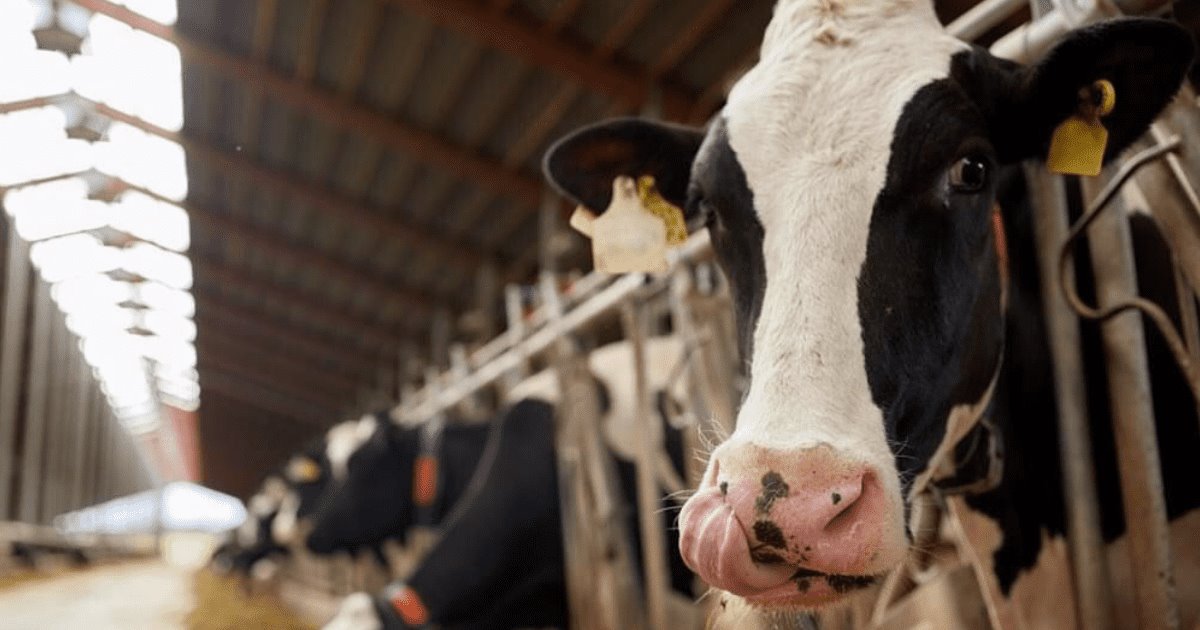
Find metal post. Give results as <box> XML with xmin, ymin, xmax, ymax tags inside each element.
<box><xmin>70</xmin><ymin>362</ymin><xmax>95</xmax><ymax>508</ymax></box>
<box><xmin>0</xmin><ymin>224</ymin><xmax>32</xmax><ymax>519</ymax></box>
<box><xmin>1080</xmin><ymin>171</ymin><xmax>1179</xmax><ymax>629</ymax></box>
<box><xmin>621</xmin><ymin>301</ymin><xmax>671</xmax><ymax>630</ymax></box>
<box><xmin>18</xmin><ymin>280</ymin><xmax>53</xmax><ymax>523</ymax></box>
<box><xmin>1026</xmin><ymin>165</ymin><xmax>1114</xmax><ymax>630</ymax></box>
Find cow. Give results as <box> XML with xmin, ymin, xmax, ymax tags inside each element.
<box><xmin>543</xmin><ymin>3</ymin><xmax>1198</xmax><ymax>624</ymax></box>
<box><xmin>212</xmin><ymin>418</ymin><xmax>359</xmax><ymax>577</ymax></box>
<box><xmin>321</xmin><ymin>338</ymin><xmax>698</xmax><ymax>630</ymax></box>
<box><xmin>304</xmin><ymin>414</ymin><xmax>490</xmax><ymax>555</ymax></box>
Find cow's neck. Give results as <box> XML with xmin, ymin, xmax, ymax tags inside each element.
<box><xmin>961</xmin><ymin>165</ymin><xmax>1069</xmax><ymax>593</ymax></box>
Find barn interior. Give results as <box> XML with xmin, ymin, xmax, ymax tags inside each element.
<box><xmin>0</xmin><ymin>0</ymin><xmax>1197</xmax><ymax>628</ymax></box>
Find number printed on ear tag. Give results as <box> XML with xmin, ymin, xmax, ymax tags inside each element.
<box><xmin>1047</xmin><ymin>79</ymin><xmax>1116</xmax><ymax>177</ymax></box>
<box><xmin>637</xmin><ymin>175</ymin><xmax>688</xmax><ymax>246</ymax></box>
<box><xmin>591</xmin><ymin>176</ymin><xmax>669</xmax><ymax>273</ymax></box>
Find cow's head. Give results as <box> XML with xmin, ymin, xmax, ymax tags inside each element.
<box><xmin>545</xmin><ymin>4</ymin><xmax>1192</xmax><ymax>609</ymax></box>
<box><xmin>270</xmin><ymin>425</ymin><xmax>356</xmax><ymax>546</ymax></box>
<box><xmin>306</xmin><ymin>417</ymin><xmax>421</xmax><ymax>554</ymax></box>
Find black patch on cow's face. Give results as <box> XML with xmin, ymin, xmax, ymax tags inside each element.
<box><xmin>306</xmin><ymin>423</ymin><xmax>419</xmax><ymax>553</ymax></box>
<box><xmin>687</xmin><ymin>118</ymin><xmax>766</xmax><ymax>360</ymax></box>
<box><xmin>858</xmin><ymin>53</ymin><xmax>1008</xmax><ymax>495</ymax></box>
<box><xmin>290</xmin><ymin>443</ymin><xmax>332</xmax><ymax>522</ymax></box>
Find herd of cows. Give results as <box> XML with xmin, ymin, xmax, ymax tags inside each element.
<box><xmin>213</xmin><ymin>339</ymin><xmax>700</xmax><ymax>629</ymax></box>
<box><xmin>214</xmin><ymin>2</ymin><xmax>1200</xmax><ymax>628</ymax></box>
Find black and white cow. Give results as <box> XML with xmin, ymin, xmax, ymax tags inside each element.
<box><xmin>212</xmin><ymin>435</ymin><xmax>333</xmax><ymax>577</ymax></box>
<box><xmin>544</xmin><ymin>2</ymin><xmax>1197</xmax><ymax>621</ymax></box>
<box><xmin>323</xmin><ymin>338</ymin><xmax>698</xmax><ymax>630</ymax></box>
<box><xmin>304</xmin><ymin>414</ymin><xmax>490</xmax><ymax>554</ymax></box>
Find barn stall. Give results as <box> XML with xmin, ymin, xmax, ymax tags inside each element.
<box><xmin>0</xmin><ymin>0</ymin><xmax>1197</xmax><ymax>628</ymax></box>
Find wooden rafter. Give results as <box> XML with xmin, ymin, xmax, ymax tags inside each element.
<box><xmin>385</xmin><ymin>0</ymin><xmax>694</xmax><ymax>120</ymax></box>
<box><xmin>198</xmin><ymin>367</ymin><xmax>338</xmax><ymax>424</ymax></box>
<box><xmin>649</xmin><ymin>0</ymin><xmax>736</xmax><ymax>78</ymax></box>
<box><xmin>187</xmin><ymin>200</ymin><xmax>448</xmax><ymax>314</ymax></box>
<box><xmin>72</xmin><ymin>0</ymin><xmax>543</xmax><ymax>207</ymax></box>
<box><xmin>193</xmin><ymin>258</ymin><xmax>413</xmax><ymax>345</ymax></box>
<box><xmin>86</xmin><ymin>97</ymin><xmax>495</xmax><ymax>275</ymax></box>
<box><xmin>689</xmin><ymin>44</ymin><xmax>761</xmax><ymax>123</ymax></box>
<box><xmin>338</xmin><ymin>0</ymin><xmax>386</xmax><ymax>97</ymax></box>
<box><xmin>198</xmin><ymin>333</ymin><xmax>359</xmax><ymax>398</ymax></box>
<box><xmin>194</xmin><ymin>302</ymin><xmax>382</xmax><ymax>375</ymax></box>
<box><xmin>500</xmin><ymin>0</ymin><xmax>653</xmax><ymax>170</ymax></box>
<box><xmin>197</xmin><ymin>326</ymin><xmax>364</xmax><ymax>391</ymax></box>
<box><xmin>295</xmin><ymin>0</ymin><xmax>330</xmax><ymax>82</ymax></box>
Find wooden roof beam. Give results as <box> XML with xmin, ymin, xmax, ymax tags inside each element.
<box><xmin>385</xmin><ymin>0</ymin><xmax>695</xmax><ymax>120</ymax></box>
<box><xmin>198</xmin><ymin>335</ymin><xmax>359</xmax><ymax>400</ymax></box>
<box><xmin>197</xmin><ymin>327</ymin><xmax>365</xmax><ymax>392</ymax></box>
<box><xmin>187</xmin><ymin>201</ymin><xmax>450</xmax><ymax>315</ymax></box>
<box><xmin>648</xmin><ymin>0</ymin><xmax>736</xmax><ymax>78</ymax></box>
<box><xmin>196</xmin><ymin>345</ymin><xmax>352</xmax><ymax>405</ymax></box>
<box><xmin>198</xmin><ymin>367</ymin><xmax>339</xmax><ymax>425</ymax></box>
<box><xmin>85</xmin><ymin>97</ymin><xmax>493</xmax><ymax>276</ymax></box>
<box><xmin>71</xmin><ymin>0</ymin><xmax>543</xmax><ymax>206</ymax></box>
<box><xmin>192</xmin><ymin>259</ymin><xmax>412</xmax><ymax>347</ymax></box>
<box><xmin>193</xmin><ymin>301</ymin><xmax>384</xmax><ymax>375</ymax></box>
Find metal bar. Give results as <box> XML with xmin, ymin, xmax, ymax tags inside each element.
<box><xmin>1079</xmin><ymin>170</ymin><xmax>1179</xmax><ymax>629</ymax></box>
<box><xmin>0</xmin><ymin>222</ymin><xmax>32</xmax><ymax>519</ymax></box>
<box><xmin>621</xmin><ymin>302</ymin><xmax>671</xmax><ymax>630</ymax></box>
<box><xmin>399</xmin><ymin>231</ymin><xmax>713</xmax><ymax>421</ymax></box>
<box><xmin>39</xmin><ymin>316</ymin><xmax>69</xmax><ymax>523</ymax></box>
<box><xmin>68</xmin><ymin>348</ymin><xmax>91</xmax><ymax>511</ymax></box>
<box><xmin>1026</xmin><ymin>165</ymin><xmax>1114</xmax><ymax>630</ymax></box>
<box><xmin>18</xmin><ymin>280</ymin><xmax>53</xmax><ymax>523</ymax></box>
<box><xmin>946</xmin><ymin>0</ymin><xmax>1028</xmax><ymax>41</ymax></box>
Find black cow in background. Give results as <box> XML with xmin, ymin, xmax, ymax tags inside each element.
<box><xmin>321</xmin><ymin>338</ymin><xmax>699</xmax><ymax>630</ymax></box>
<box><xmin>305</xmin><ymin>415</ymin><xmax>491</xmax><ymax>554</ymax></box>
<box><xmin>211</xmin><ymin>418</ymin><xmax>357</xmax><ymax>577</ymax></box>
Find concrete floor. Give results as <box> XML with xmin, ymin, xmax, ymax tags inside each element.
<box><xmin>0</xmin><ymin>560</ymin><xmax>194</xmax><ymax>630</ymax></box>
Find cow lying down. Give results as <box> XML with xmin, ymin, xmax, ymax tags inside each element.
<box><xmin>543</xmin><ymin>3</ymin><xmax>1199</xmax><ymax>628</ymax></box>
<box><xmin>320</xmin><ymin>337</ymin><xmax>699</xmax><ymax>630</ymax></box>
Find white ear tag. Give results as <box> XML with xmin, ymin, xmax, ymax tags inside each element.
<box><xmin>591</xmin><ymin>176</ymin><xmax>668</xmax><ymax>273</ymax></box>
<box><xmin>569</xmin><ymin>205</ymin><xmax>596</xmax><ymax>238</ymax></box>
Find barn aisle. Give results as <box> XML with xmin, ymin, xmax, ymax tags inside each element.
<box><xmin>0</xmin><ymin>560</ymin><xmax>194</xmax><ymax>630</ymax></box>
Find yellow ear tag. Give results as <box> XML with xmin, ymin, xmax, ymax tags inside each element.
<box><xmin>286</xmin><ymin>457</ymin><xmax>321</xmax><ymax>483</ymax></box>
<box><xmin>636</xmin><ymin>175</ymin><xmax>688</xmax><ymax>246</ymax></box>
<box><xmin>1047</xmin><ymin>79</ymin><xmax>1116</xmax><ymax>177</ymax></box>
<box><xmin>591</xmin><ymin>176</ymin><xmax>669</xmax><ymax>273</ymax></box>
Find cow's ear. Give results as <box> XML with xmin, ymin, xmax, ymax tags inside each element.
<box><xmin>543</xmin><ymin>117</ymin><xmax>704</xmax><ymax>214</ymax></box>
<box><xmin>995</xmin><ymin>18</ymin><xmax>1193</xmax><ymax>162</ymax></box>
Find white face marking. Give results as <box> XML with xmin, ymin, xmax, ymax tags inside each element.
<box><xmin>271</xmin><ymin>491</ymin><xmax>300</xmax><ymax>544</ymax></box>
<box><xmin>323</xmin><ymin>593</ymin><xmax>383</xmax><ymax>630</ymax></box>
<box><xmin>717</xmin><ymin>0</ymin><xmax>966</xmax><ymax>475</ymax></box>
<box><xmin>326</xmin><ymin>415</ymin><xmax>379</xmax><ymax>481</ymax></box>
<box><xmin>240</xmin><ymin>476</ymin><xmax>287</xmax><ymax>546</ymax></box>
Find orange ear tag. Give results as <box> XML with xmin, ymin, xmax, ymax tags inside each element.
<box><xmin>413</xmin><ymin>455</ymin><xmax>438</xmax><ymax>507</ymax></box>
<box><xmin>1047</xmin><ymin>79</ymin><xmax>1116</xmax><ymax>177</ymax></box>
<box><xmin>390</xmin><ymin>586</ymin><xmax>429</xmax><ymax>625</ymax></box>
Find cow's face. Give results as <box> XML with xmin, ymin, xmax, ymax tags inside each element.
<box><xmin>545</xmin><ymin>5</ymin><xmax>1191</xmax><ymax>609</ymax></box>
<box><xmin>306</xmin><ymin>419</ymin><xmax>421</xmax><ymax>554</ymax></box>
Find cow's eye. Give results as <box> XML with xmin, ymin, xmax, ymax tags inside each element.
<box><xmin>949</xmin><ymin>156</ymin><xmax>988</xmax><ymax>193</ymax></box>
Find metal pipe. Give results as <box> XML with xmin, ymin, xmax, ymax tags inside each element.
<box><xmin>947</xmin><ymin>0</ymin><xmax>1028</xmax><ymax>41</ymax></box>
<box><xmin>1079</xmin><ymin>168</ymin><xmax>1180</xmax><ymax>629</ymax></box>
<box><xmin>399</xmin><ymin>231</ymin><xmax>714</xmax><ymax>422</ymax></box>
<box><xmin>0</xmin><ymin>221</ymin><xmax>31</xmax><ymax>519</ymax></box>
<box><xmin>1026</xmin><ymin>165</ymin><xmax>1115</xmax><ymax>630</ymax></box>
<box><xmin>622</xmin><ymin>302</ymin><xmax>671</xmax><ymax>630</ymax></box>
<box><xmin>18</xmin><ymin>280</ymin><xmax>53</xmax><ymax>523</ymax></box>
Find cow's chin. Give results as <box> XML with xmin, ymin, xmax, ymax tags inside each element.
<box><xmin>741</xmin><ymin>568</ymin><xmax>882</xmax><ymax>610</ymax></box>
